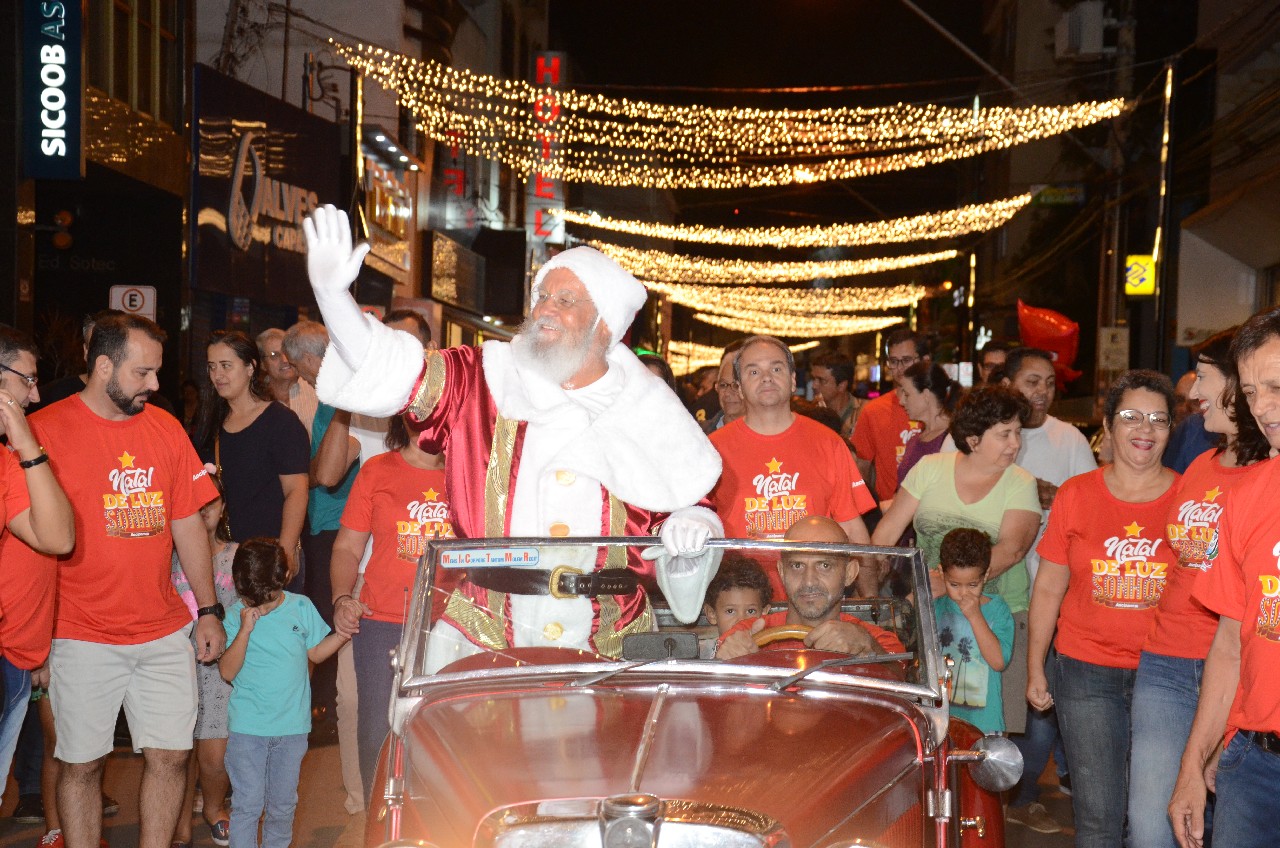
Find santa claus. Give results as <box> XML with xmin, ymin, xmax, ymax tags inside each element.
<box><xmin>302</xmin><ymin>205</ymin><xmax>723</xmax><ymax>670</ymax></box>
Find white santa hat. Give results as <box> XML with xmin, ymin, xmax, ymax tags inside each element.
<box><xmin>530</xmin><ymin>246</ymin><xmax>647</xmax><ymax>347</ymax></box>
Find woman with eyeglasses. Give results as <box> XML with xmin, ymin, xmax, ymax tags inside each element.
<box><xmin>191</xmin><ymin>331</ymin><xmax>310</xmax><ymax>580</ymax></box>
<box><xmin>1026</xmin><ymin>369</ymin><xmax>1180</xmax><ymax>847</ymax></box>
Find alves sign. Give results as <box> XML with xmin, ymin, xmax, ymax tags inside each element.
<box><xmin>23</xmin><ymin>0</ymin><xmax>83</xmax><ymax>180</ymax></box>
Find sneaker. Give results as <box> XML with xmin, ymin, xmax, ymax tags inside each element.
<box><xmin>1058</xmin><ymin>772</ymin><xmax>1073</xmax><ymax>796</ymax></box>
<box><xmin>1006</xmin><ymin>801</ymin><xmax>1063</xmax><ymax>834</ymax></box>
<box><xmin>12</xmin><ymin>794</ymin><xmax>44</xmax><ymax>824</ymax></box>
<box><xmin>37</xmin><ymin>831</ymin><xmax>62</xmax><ymax>848</ymax></box>
<box><xmin>102</xmin><ymin>794</ymin><xmax>120</xmax><ymax>817</ymax></box>
<box><xmin>209</xmin><ymin>819</ymin><xmax>230</xmax><ymax>847</ymax></box>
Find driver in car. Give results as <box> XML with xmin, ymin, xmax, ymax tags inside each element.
<box><xmin>716</xmin><ymin>516</ymin><xmax>905</xmax><ymax>659</ymax></box>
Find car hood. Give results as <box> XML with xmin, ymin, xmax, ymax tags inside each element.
<box><xmin>400</xmin><ymin>672</ymin><xmax>925</xmax><ymax>846</ymax></box>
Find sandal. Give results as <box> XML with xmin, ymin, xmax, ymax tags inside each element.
<box><xmin>209</xmin><ymin>819</ymin><xmax>230</xmax><ymax>847</ymax></box>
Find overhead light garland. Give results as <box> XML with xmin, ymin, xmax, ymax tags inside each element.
<box><xmin>693</xmin><ymin>310</ymin><xmax>904</xmax><ymax>338</ymax></box>
<box><xmin>593</xmin><ymin>242</ymin><xmax>957</xmax><ymax>284</ymax></box>
<box><xmin>332</xmin><ymin>40</ymin><xmax>1126</xmax><ymax>190</ymax></box>
<box><xmin>667</xmin><ymin>339</ymin><xmax>820</xmax><ymax>375</ymax></box>
<box><xmin>560</xmin><ymin>194</ymin><xmax>1031</xmax><ymax>248</ymax></box>
<box><xmin>646</xmin><ymin>281</ymin><xmax>926</xmax><ymax>312</ymax></box>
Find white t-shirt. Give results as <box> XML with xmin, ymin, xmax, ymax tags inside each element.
<box><xmin>1014</xmin><ymin>416</ymin><xmax>1097</xmax><ymax>583</ymax></box>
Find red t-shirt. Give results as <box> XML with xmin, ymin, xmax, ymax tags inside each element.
<box><xmin>1145</xmin><ymin>450</ymin><xmax>1257</xmax><ymax>659</ymax></box>
<box><xmin>710</xmin><ymin>416</ymin><xmax>875</xmax><ymax>598</ymax></box>
<box><xmin>1194</xmin><ymin>456</ymin><xmax>1280</xmax><ymax>736</ymax></box>
<box><xmin>850</xmin><ymin>391</ymin><xmax>922</xmax><ymax>503</ymax></box>
<box><xmin>340</xmin><ymin>452</ymin><xmax>455</xmax><ymax>623</ymax></box>
<box><xmin>1037</xmin><ymin>468</ymin><xmax>1179</xmax><ymax>669</ymax></box>
<box><xmin>719</xmin><ymin>609</ymin><xmax>905</xmax><ymax>654</ymax></box>
<box><xmin>26</xmin><ymin>396</ymin><xmax>217</xmax><ymax>644</ymax></box>
<box><xmin>0</xmin><ymin>450</ymin><xmax>48</xmax><ymax>669</ymax></box>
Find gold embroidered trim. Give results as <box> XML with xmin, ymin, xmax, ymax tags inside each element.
<box><xmin>593</xmin><ymin>494</ymin><xmax>636</xmax><ymax>658</ymax></box>
<box><xmin>597</xmin><ymin>600</ymin><xmax>654</xmax><ymax>659</ymax></box>
<box><xmin>485</xmin><ymin>415</ymin><xmax>518</xmax><ymax>537</ymax></box>
<box><xmin>408</xmin><ymin>349</ymin><xmax>447</xmax><ymax>420</ymax></box>
<box><xmin>443</xmin><ymin>589</ymin><xmax>509</xmax><ymax>652</ymax></box>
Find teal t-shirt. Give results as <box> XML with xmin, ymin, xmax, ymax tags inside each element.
<box><xmin>933</xmin><ymin>593</ymin><xmax>1014</xmax><ymax>734</ymax></box>
<box><xmin>224</xmin><ymin>592</ymin><xmax>330</xmax><ymax>736</ymax></box>
<box><xmin>307</xmin><ymin>402</ymin><xmax>360</xmax><ymax>533</ymax></box>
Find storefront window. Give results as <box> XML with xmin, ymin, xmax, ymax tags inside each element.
<box><xmin>89</xmin><ymin>0</ymin><xmax>182</xmax><ymax>128</ymax></box>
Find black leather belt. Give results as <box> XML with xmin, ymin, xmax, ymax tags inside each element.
<box><xmin>467</xmin><ymin>566</ymin><xmax>639</xmax><ymax>599</ymax></box>
<box><xmin>1242</xmin><ymin>729</ymin><xmax>1280</xmax><ymax>755</ymax></box>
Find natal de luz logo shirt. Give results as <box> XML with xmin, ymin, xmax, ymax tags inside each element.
<box><xmin>1092</xmin><ymin>519</ymin><xmax>1167</xmax><ymax>609</ymax></box>
<box><xmin>1167</xmin><ymin>485</ymin><xmax>1224</xmax><ymax>571</ymax></box>
<box><xmin>395</xmin><ymin>485</ymin><xmax>455</xmax><ymax>561</ymax></box>
<box><xmin>102</xmin><ymin>449</ymin><xmax>167</xmax><ymax>538</ymax></box>
<box><xmin>744</xmin><ymin>456</ymin><xmax>807</xmax><ymax>537</ymax></box>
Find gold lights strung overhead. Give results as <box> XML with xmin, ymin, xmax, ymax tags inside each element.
<box><xmin>667</xmin><ymin>339</ymin><xmax>820</xmax><ymax>375</ymax></box>
<box><xmin>693</xmin><ymin>310</ymin><xmax>904</xmax><ymax>338</ymax></box>
<box><xmin>593</xmin><ymin>242</ymin><xmax>958</xmax><ymax>284</ymax></box>
<box><xmin>646</xmin><ymin>281</ymin><xmax>927</xmax><ymax>313</ymax></box>
<box><xmin>332</xmin><ymin>40</ymin><xmax>1126</xmax><ymax>190</ymax></box>
<box><xmin>560</xmin><ymin>194</ymin><xmax>1032</xmax><ymax>249</ymax></box>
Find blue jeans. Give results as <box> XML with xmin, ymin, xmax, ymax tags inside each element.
<box><xmin>0</xmin><ymin>657</ymin><xmax>31</xmax><ymax>804</ymax></box>
<box><xmin>352</xmin><ymin>618</ymin><xmax>402</xmax><ymax>797</ymax></box>
<box><xmin>1128</xmin><ymin>651</ymin><xmax>1208</xmax><ymax>848</ymax></box>
<box><xmin>1211</xmin><ymin>731</ymin><xmax>1280</xmax><ymax>848</ymax></box>
<box><xmin>1011</xmin><ymin>646</ymin><xmax>1068</xmax><ymax>807</ymax></box>
<box><xmin>224</xmin><ymin>732</ymin><xmax>309</xmax><ymax>848</ymax></box>
<box><xmin>1054</xmin><ymin>652</ymin><xmax>1134</xmax><ymax>848</ymax></box>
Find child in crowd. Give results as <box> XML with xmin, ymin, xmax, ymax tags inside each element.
<box><xmin>701</xmin><ymin>556</ymin><xmax>773</xmax><ymax>656</ymax></box>
<box><xmin>932</xmin><ymin>528</ymin><xmax>1014</xmax><ymax>734</ymax></box>
<box><xmin>219</xmin><ymin>539</ymin><xmax>349</xmax><ymax>848</ymax></box>
<box><xmin>170</xmin><ymin>469</ymin><xmax>238</xmax><ymax>847</ymax></box>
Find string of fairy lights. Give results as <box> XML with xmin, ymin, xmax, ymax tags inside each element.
<box><xmin>332</xmin><ymin>39</ymin><xmax>1125</xmax><ymax>190</ymax></box>
<box><xmin>558</xmin><ymin>194</ymin><xmax>1031</xmax><ymax>249</ymax></box>
<box><xmin>645</xmin><ymin>281</ymin><xmax>927</xmax><ymax>313</ymax></box>
<box><xmin>667</xmin><ymin>339</ymin><xmax>819</xmax><ymax>375</ymax></box>
<box><xmin>693</xmin><ymin>310</ymin><xmax>904</xmax><ymax>337</ymax></box>
<box><xmin>592</xmin><ymin>242</ymin><xmax>958</xmax><ymax>284</ymax></box>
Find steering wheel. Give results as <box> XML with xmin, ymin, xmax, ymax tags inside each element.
<box><xmin>753</xmin><ymin>624</ymin><xmax>812</xmax><ymax>647</ymax></box>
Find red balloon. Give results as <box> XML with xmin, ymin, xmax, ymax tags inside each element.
<box><xmin>1017</xmin><ymin>300</ymin><xmax>1083</xmax><ymax>383</ymax></box>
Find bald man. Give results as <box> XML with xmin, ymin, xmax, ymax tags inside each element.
<box><xmin>716</xmin><ymin>516</ymin><xmax>904</xmax><ymax>659</ymax></box>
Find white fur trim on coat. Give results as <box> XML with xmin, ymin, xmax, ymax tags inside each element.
<box><xmin>315</xmin><ymin>314</ymin><xmax>427</xmax><ymax>417</ymax></box>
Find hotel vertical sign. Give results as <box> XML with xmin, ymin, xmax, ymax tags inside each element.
<box><xmin>525</xmin><ymin>51</ymin><xmax>566</xmax><ymax>257</ymax></box>
<box><xmin>23</xmin><ymin>0</ymin><xmax>83</xmax><ymax>180</ymax></box>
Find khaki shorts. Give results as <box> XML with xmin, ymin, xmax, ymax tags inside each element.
<box><xmin>49</xmin><ymin>625</ymin><xmax>197</xmax><ymax>763</ymax></box>
<box><xmin>1003</xmin><ymin>610</ymin><xmax>1029</xmax><ymax>734</ymax></box>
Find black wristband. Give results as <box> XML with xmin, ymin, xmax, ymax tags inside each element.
<box><xmin>19</xmin><ymin>453</ymin><xmax>48</xmax><ymax>469</ymax></box>
<box><xmin>197</xmin><ymin>603</ymin><xmax>226</xmax><ymax>621</ymax></box>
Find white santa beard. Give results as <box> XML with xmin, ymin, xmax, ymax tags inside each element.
<box><xmin>510</xmin><ymin>314</ymin><xmax>600</xmax><ymax>385</ymax></box>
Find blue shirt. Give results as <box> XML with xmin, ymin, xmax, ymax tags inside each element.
<box><xmin>934</xmin><ymin>593</ymin><xmax>1014</xmax><ymax>734</ymax></box>
<box><xmin>224</xmin><ymin>592</ymin><xmax>330</xmax><ymax>736</ymax></box>
<box><xmin>1163</xmin><ymin>413</ymin><xmax>1217</xmax><ymax>474</ymax></box>
<box><xmin>307</xmin><ymin>403</ymin><xmax>360</xmax><ymax>533</ymax></box>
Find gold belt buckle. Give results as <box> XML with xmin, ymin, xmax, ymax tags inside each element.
<box><xmin>549</xmin><ymin>565</ymin><xmax>584</xmax><ymax>600</ymax></box>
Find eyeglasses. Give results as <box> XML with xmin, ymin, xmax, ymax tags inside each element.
<box><xmin>715</xmin><ymin>381</ymin><xmax>740</xmax><ymax>392</ymax></box>
<box><xmin>886</xmin><ymin>355</ymin><xmax>919</xmax><ymax>369</ymax></box>
<box><xmin>532</xmin><ymin>289</ymin><xmax>582</xmax><ymax>311</ymax></box>
<box><xmin>1115</xmin><ymin>409</ymin><xmax>1172</xmax><ymax>430</ymax></box>
<box><xmin>0</xmin><ymin>362</ymin><xmax>37</xmax><ymax>389</ymax></box>
<box><xmin>264</xmin><ymin>351</ymin><xmax>283</xmax><ymax>358</ymax></box>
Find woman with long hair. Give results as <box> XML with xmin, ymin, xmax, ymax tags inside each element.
<box><xmin>1026</xmin><ymin>370</ymin><xmax>1180</xmax><ymax>847</ymax></box>
<box><xmin>895</xmin><ymin>361</ymin><xmax>961</xmax><ymax>485</ymax></box>
<box><xmin>192</xmin><ymin>331</ymin><xmax>309</xmax><ymax>574</ymax></box>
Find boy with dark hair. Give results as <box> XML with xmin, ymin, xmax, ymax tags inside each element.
<box><xmin>702</xmin><ymin>556</ymin><xmax>772</xmax><ymax>637</ymax></box>
<box><xmin>933</xmin><ymin>528</ymin><xmax>1014</xmax><ymax>734</ymax></box>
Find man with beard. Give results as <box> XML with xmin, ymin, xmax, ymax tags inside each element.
<box><xmin>303</xmin><ymin>206</ymin><xmax>723</xmax><ymax>668</ymax></box>
<box><xmin>14</xmin><ymin>314</ymin><xmax>223</xmax><ymax>848</ymax></box>
<box><xmin>716</xmin><ymin>516</ymin><xmax>903</xmax><ymax>659</ymax></box>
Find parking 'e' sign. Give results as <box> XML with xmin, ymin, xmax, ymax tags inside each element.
<box><xmin>109</xmin><ymin>285</ymin><xmax>157</xmax><ymax>322</ymax></box>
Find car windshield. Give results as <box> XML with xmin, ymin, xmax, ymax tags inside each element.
<box><xmin>392</xmin><ymin>537</ymin><xmax>942</xmax><ymax>706</ymax></box>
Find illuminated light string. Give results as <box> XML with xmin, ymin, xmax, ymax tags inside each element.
<box><xmin>593</xmin><ymin>242</ymin><xmax>958</xmax><ymax>285</ymax></box>
<box><xmin>331</xmin><ymin>40</ymin><xmax>1126</xmax><ymax>190</ymax></box>
<box><xmin>667</xmin><ymin>339</ymin><xmax>819</xmax><ymax>376</ymax></box>
<box><xmin>693</xmin><ymin>310</ymin><xmax>905</xmax><ymax>338</ymax></box>
<box><xmin>558</xmin><ymin>194</ymin><xmax>1031</xmax><ymax>249</ymax></box>
<box><xmin>645</xmin><ymin>281</ymin><xmax>926</xmax><ymax>313</ymax></box>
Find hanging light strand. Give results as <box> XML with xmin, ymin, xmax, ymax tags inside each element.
<box><xmin>593</xmin><ymin>241</ymin><xmax>958</xmax><ymax>284</ymax></box>
<box><xmin>646</xmin><ymin>281</ymin><xmax>927</xmax><ymax>312</ymax></box>
<box><xmin>558</xmin><ymin>194</ymin><xmax>1031</xmax><ymax>248</ymax></box>
<box><xmin>332</xmin><ymin>40</ymin><xmax>1126</xmax><ymax>189</ymax></box>
<box><xmin>667</xmin><ymin>339</ymin><xmax>820</xmax><ymax>375</ymax></box>
<box><xmin>692</xmin><ymin>310</ymin><xmax>905</xmax><ymax>338</ymax></box>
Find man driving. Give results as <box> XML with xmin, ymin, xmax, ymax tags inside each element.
<box><xmin>716</xmin><ymin>516</ymin><xmax>904</xmax><ymax>659</ymax></box>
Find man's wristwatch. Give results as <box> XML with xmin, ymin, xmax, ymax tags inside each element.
<box><xmin>197</xmin><ymin>603</ymin><xmax>226</xmax><ymax>621</ymax></box>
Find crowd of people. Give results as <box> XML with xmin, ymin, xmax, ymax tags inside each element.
<box><xmin>0</xmin><ymin>202</ymin><xmax>1276</xmax><ymax>848</ymax></box>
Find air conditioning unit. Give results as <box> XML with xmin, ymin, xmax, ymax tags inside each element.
<box><xmin>1055</xmin><ymin>1</ymin><xmax>1115</xmax><ymax>61</ymax></box>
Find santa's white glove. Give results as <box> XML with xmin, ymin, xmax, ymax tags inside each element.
<box><xmin>641</xmin><ymin>507</ymin><xmax>724</xmax><ymax>624</ymax></box>
<box><xmin>302</xmin><ymin>204</ymin><xmax>373</xmax><ymax>368</ymax></box>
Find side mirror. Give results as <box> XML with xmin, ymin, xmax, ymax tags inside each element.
<box><xmin>621</xmin><ymin>632</ymin><xmax>699</xmax><ymax>660</ymax></box>
<box><xmin>950</xmin><ymin>734</ymin><xmax>1024</xmax><ymax>793</ymax></box>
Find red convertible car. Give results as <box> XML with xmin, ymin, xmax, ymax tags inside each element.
<box><xmin>365</xmin><ymin>537</ymin><xmax>1022</xmax><ymax>848</ymax></box>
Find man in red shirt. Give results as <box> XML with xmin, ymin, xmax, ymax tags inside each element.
<box><xmin>717</xmin><ymin>516</ymin><xmax>903</xmax><ymax>658</ymax></box>
<box><xmin>1168</xmin><ymin>306</ymin><xmax>1280</xmax><ymax>848</ymax></box>
<box><xmin>709</xmin><ymin>336</ymin><xmax>874</xmax><ymax>598</ymax></box>
<box><xmin>851</xmin><ymin>328</ymin><xmax>926</xmax><ymax>509</ymax></box>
